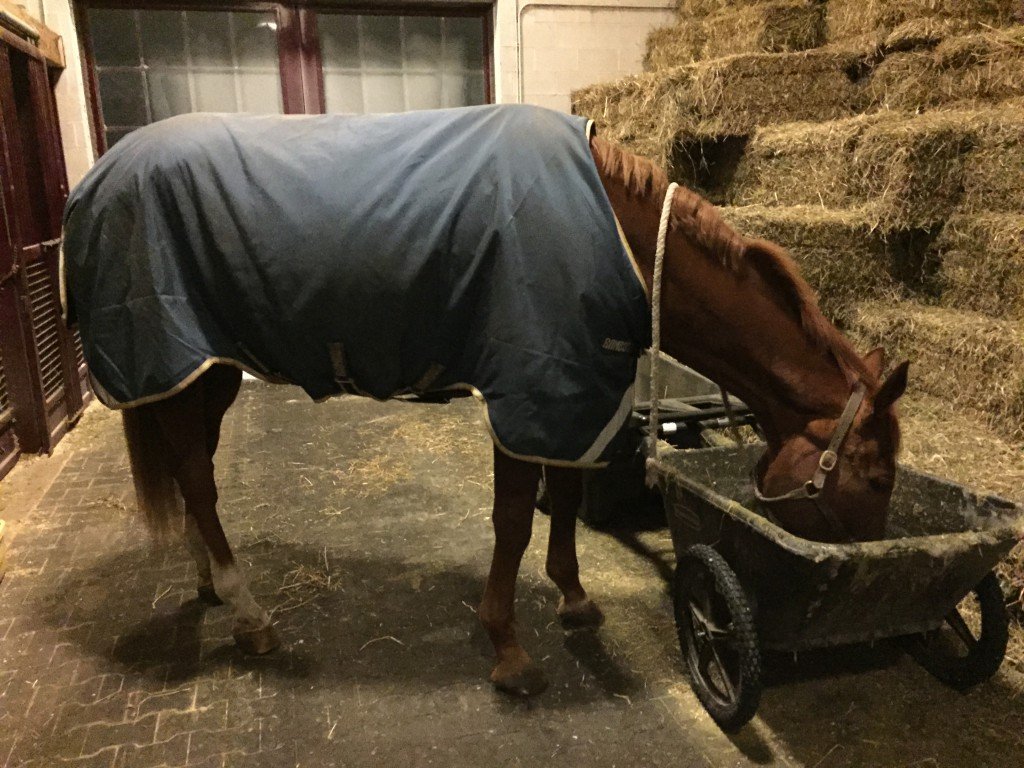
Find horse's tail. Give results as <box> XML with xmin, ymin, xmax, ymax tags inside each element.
<box><xmin>122</xmin><ymin>407</ymin><xmax>180</xmax><ymax>537</ymax></box>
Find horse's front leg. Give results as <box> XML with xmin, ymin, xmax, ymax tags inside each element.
<box><xmin>478</xmin><ymin>447</ymin><xmax>545</xmax><ymax>696</ymax></box>
<box><xmin>543</xmin><ymin>466</ymin><xmax>604</xmax><ymax>628</ymax></box>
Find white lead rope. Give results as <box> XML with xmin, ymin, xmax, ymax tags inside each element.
<box><xmin>645</xmin><ymin>182</ymin><xmax>679</xmax><ymax>467</ymax></box>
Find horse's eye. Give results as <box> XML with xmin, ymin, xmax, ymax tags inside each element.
<box><xmin>868</xmin><ymin>477</ymin><xmax>890</xmax><ymax>492</ymax></box>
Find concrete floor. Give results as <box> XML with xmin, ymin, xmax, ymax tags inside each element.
<box><xmin>1</xmin><ymin>380</ymin><xmax>1023</xmax><ymax>767</ymax></box>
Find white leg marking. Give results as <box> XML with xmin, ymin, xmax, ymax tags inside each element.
<box><xmin>210</xmin><ymin>559</ymin><xmax>270</xmax><ymax>632</ymax></box>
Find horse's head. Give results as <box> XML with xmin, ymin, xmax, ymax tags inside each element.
<box><xmin>755</xmin><ymin>349</ymin><xmax>909</xmax><ymax>543</ymax></box>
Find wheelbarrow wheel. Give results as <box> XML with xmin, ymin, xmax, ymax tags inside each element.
<box><xmin>904</xmin><ymin>571</ymin><xmax>1008</xmax><ymax>691</ymax></box>
<box><xmin>674</xmin><ymin>544</ymin><xmax>761</xmax><ymax>732</ymax></box>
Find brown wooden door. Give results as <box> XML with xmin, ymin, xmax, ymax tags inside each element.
<box><xmin>0</xmin><ymin>40</ymin><xmax>87</xmax><ymax>465</ymax></box>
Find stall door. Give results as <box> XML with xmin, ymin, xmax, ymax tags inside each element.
<box><xmin>0</xmin><ymin>41</ymin><xmax>87</xmax><ymax>466</ymax></box>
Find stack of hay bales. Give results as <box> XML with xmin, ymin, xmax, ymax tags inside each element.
<box><xmin>572</xmin><ymin>1</ymin><xmax>1024</xmax><ymax>496</ymax></box>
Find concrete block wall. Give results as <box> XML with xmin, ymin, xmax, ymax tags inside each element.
<box><xmin>499</xmin><ymin>2</ymin><xmax>675</xmax><ymax>111</ymax></box>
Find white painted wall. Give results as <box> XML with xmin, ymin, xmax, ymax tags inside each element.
<box><xmin>493</xmin><ymin>0</ymin><xmax>675</xmax><ymax>111</ymax></box>
<box><xmin>14</xmin><ymin>0</ymin><xmax>671</xmax><ymax>186</ymax></box>
<box><xmin>14</xmin><ymin>0</ymin><xmax>95</xmax><ymax>187</ymax></box>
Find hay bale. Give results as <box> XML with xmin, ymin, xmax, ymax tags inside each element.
<box><xmin>576</xmin><ymin>47</ymin><xmax>863</xmax><ymax>166</ymax></box>
<box><xmin>851</xmin><ymin>112</ymin><xmax>974</xmax><ymax>228</ymax></box>
<box><xmin>572</xmin><ymin>68</ymin><xmax>695</xmax><ymax>169</ymax></box>
<box><xmin>687</xmin><ymin>110</ymin><xmax>971</xmax><ymax>228</ymax></box>
<box><xmin>647</xmin><ymin>1</ymin><xmax>823</xmax><ymax>70</ymax></box>
<box><xmin>716</xmin><ymin>114</ymin><xmax>890</xmax><ymax>209</ymax></box>
<box><xmin>720</xmin><ymin>204</ymin><xmax>903</xmax><ymax>320</ymax></box>
<box><xmin>691</xmin><ymin>49</ymin><xmax>863</xmax><ymax>134</ymax></box>
<box><xmin>882</xmin><ymin>17</ymin><xmax>977</xmax><ymax>53</ymax></box>
<box><xmin>827</xmin><ymin>0</ymin><xmax>1019</xmax><ymax>44</ymax></box>
<box><xmin>676</xmin><ymin>0</ymin><xmax>766</xmax><ymax>18</ymax></box>
<box><xmin>897</xmin><ymin>394</ymin><xmax>1024</xmax><ymax>505</ymax></box>
<box><xmin>644</xmin><ymin>22</ymin><xmax>705</xmax><ymax>71</ymax></box>
<box><xmin>702</xmin><ymin>1</ymin><xmax>825</xmax><ymax>60</ymax></box>
<box><xmin>960</xmin><ymin>106</ymin><xmax>1024</xmax><ymax>214</ymax></box>
<box><xmin>849</xmin><ymin>300</ymin><xmax>1024</xmax><ymax>440</ymax></box>
<box><xmin>936</xmin><ymin>214</ymin><xmax>1024</xmax><ymax>319</ymax></box>
<box><xmin>867</xmin><ymin>26</ymin><xmax>1024</xmax><ymax>111</ymax></box>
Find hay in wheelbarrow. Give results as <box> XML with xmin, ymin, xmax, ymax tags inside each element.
<box><xmin>645</xmin><ymin>0</ymin><xmax>824</xmax><ymax>70</ymax></box>
<box><xmin>849</xmin><ymin>300</ymin><xmax>1024</xmax><ymax>442</ymax></box>
<box><xmin>935</xmin><ymin>214</ymin><xmax>1024</xmax><ymax>320</ymax></box>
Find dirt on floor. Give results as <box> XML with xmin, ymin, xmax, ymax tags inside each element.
<box><xmin>1</xmin><ymin>381</ymin><xmax>1024</xmax><ymax>767</ymax></box>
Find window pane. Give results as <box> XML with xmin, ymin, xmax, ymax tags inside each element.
<box><xmin>234</xmin><ymin>13</ymin><xmax>279</xmax><ymax>68</ymax></box>
<box><xmin>404</xmin><ymin>73</ymin><xmax>443</xmax><ymax>111</ymax></box>
<box><xmin>443</xmin><ymin>73</ymin><xmax>481</xmax><ymax>109</ymax></box>
<box><xmin>193</xmin><ymin>70</ymin><xmax>238</xmax><ymax>112</ymax></box>
<box><xmin>88</xmin><ymin>9</ymin><xmax>138</xmax><ymax>67</ymax></box>
<box><xmin>403</xmin><ymin>17</ymin><xmax>441</xmax><ymax>70</ymax></box>
<box><xmin>444</xmin><ymin>18</ymin><xmax>484</xmax><ymax>71</ymax></box>
<box><xmin>360</xmin><ymin>16</ymin><xmax>403</xmax><ymax>71</ymax></box>
<box><xmin>318</xmin><ymin>15</ymin><xmax>361</xmax><ymax>70</ymax></box>
<box><xmin>322</xmin><ymin>72</ymin><xmax>364</xmax><ymax>113</ymax></box>
<box><xmin>88</xmin><ymin>7</ymin><xmax>283</xmax><ymax>147</ymax></box>
<box><xmin>239</xmin><ymin>71</ymin><xmax>283</xmax><ymax>114</ymax></box>
<box><xmin>105</xmin><ymin>128</ymin><xmax>138</xmax><ymax>148</ymax></box>
<box><xmin>320</xmin><ymin>12</ymin><xmax>487</xmax><ymax>114</ymax></box>
<box><xmin>186</xmin><ymin>12</ymin><xmax>233</xmax><ymax>68</ymax></box>
<box><xmin>147</xmin><ymin>70</ymin><xmax>191</xmax><ymax>121</ymax></box>
<box><xmin>139</xmin><ymin>11</ymin><xmax>186</xmax><ymax>66</ymax></box>
<box><xmin>362</xmin><ymin>74</ymin><xmax>405</xmax><ymax>113</ymax></box>
<box><xmin>97</xmin><ymin>70</ymin><xmax>148</xmax><ymax>125</ymax></box>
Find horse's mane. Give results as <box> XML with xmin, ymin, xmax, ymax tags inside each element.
<box><xmin>589</xmin><ymin>135</ymin><xmax>874</xmax><ymax>387</ymax></box>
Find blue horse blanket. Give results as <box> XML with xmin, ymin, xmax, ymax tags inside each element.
<box><xmin>61</xmin><ymin>105</ymin><xmax>649</xmax><ymax>466</ymax></box>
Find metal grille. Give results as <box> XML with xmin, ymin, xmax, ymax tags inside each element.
<box><xmin>25</xmin><ymin>260</ymin><xmax>64</xmax><ymax>402</ymax></box>
<box><xmin>72</xmin><ymin>327</ymin><xmax>85</xmax><ymax>370</ymax></box>
<box><xmin>0</xmin><ymin>349</ymin><xmax>11</xmax><ymax>419</ymax></box>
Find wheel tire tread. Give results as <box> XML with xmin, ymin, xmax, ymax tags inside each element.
<box><xmin>907</xmin><ymin>571</ymin><xmax>1008</xmax><ymax>691</ymax></box>
<box><xmin>674</xmin><ymin>544</ymin><xmax>761</xmax><ymax>732</ymax></box>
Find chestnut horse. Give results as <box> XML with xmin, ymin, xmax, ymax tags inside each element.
<box><xmin>101</xmin><ymin>134</ymin><xmax>906</xmax><ymax>698</ymax></box>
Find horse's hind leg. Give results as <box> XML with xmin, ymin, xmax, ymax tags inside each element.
<box><xmin>154</xmin><ymin>366</ymin><xmax>278</xmax><ymax>654</ymax></box>
<box><xmin>186</xmin><ymin>364</ymin><xmax>241</xmax><ymax>606</ymax></box>
<box><xmin>543</xmin><ymin>466</ymin><xmax>604</xmax><ymax>628</ymax></box>
<box><xmin>478</xmin><ymin>447</ymin><xmax>546</xmax><ymax>696</ymax></box>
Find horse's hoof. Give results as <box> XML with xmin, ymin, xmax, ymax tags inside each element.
<box><xmin>558</xmin><ymin>598</ymin><xmax>605</xmax><ymax>629</ymax></box>
<box><xmin>234</xmin><ymin>623</ymin><xmax>280</xmax><ymax>655</ymax></box>
<box><xmin>197</xmin><ymin>584</ymin><xmax>223</xmax><ymax>606</ymax></box>
<box><xmin>491</xmin><ymin>662</ymin><xmax>549</xmax><ymax>697</ymax></box>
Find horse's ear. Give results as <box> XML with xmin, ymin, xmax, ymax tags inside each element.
<box><xmin>874</xmin><ymin>360</ymin><xmax>909</xmax><ymax>412</ymax></box>
<box><xmin>863</xmin><ymin>347</ymin><xmax>885</xmax><ymax>379</ymax></box>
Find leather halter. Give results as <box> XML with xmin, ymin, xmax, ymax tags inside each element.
<box><xmin>752</xmin><ymin>382</ymin><xmax>867</xmax><ymax>542</ymax></box>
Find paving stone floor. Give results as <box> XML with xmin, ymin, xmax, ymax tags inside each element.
<box><xmin>2</xmin><ymin>381</ymin><xmax>1024</xmax><ymax>768</ymax></box>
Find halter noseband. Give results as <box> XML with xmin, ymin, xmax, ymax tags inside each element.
<box><xmin>753</xmin><ymin>382</ymin><xmax>867</xmax><ymax>542</ymax></box>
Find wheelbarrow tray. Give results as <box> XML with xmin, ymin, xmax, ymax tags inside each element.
<box><xmin>651</xmin><ymin>444</ymin><xmax>1024</xmax><ymax>651</ymax></box>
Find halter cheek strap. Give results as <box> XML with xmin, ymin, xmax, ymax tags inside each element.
<box><xmin>753</xmin><ymin>382</ymin><xmax>867</xmax><ymax>541</ymax></box>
